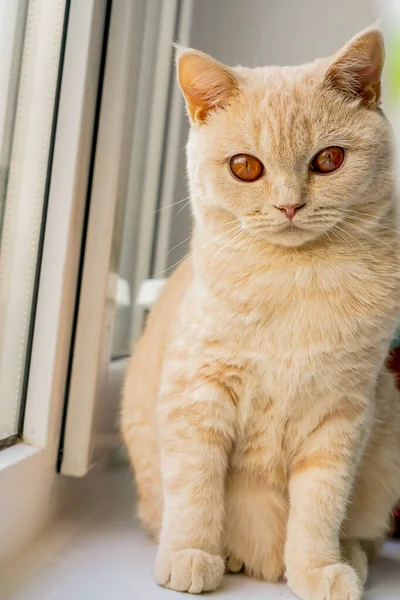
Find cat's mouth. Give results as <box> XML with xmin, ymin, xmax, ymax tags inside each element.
<box><xmin>274</xmin><ymin>223</ymin><xmax>309</xmax><ymax>239</ymax></box>
<box><xmin>252</xmin><ymin>222</ymin><xmax>305</xmax><ymax>236</ymax></box>
<box><xmin>243</xmin><ymin>220</ymin><xmax>321</xmax><ymax>247</ymax></box>
<box><xmin>280</xmin><ymin>223</ymin><xmax>302</xmax><ymax>232</ymax></box>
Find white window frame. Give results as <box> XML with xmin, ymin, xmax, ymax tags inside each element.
<box><xmin>59</xmin><ymin>0</ymin><xmax>144</xmax><ymax>477</ymax></box>
<box><xmin>0</xmin><ymin>0</ymin><xmax>108</xmax><ymax>569</ymax></box>
<box><xmin>60</xmin><ymin>0</ymin><xmax>192</xmax><ymax>477</ymax></box>
<box><xmin>0</xmin><ymin>0</ymin><xmax>63</xmax><ymax>442</ymax></box>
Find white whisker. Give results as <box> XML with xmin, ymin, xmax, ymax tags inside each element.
<box><xmin>329</xmin><ymin>227</ymin><xmax>353</xmax><ymax>252</ymax></box>
<box><xmin>335</xmin><ymin>224</ymin><xmax>370</xmax><ymax>254</ymax></box>
<box><xmin>344</xmin><ymin>221</ymin><xmax>393</xmax><ymax>249</ymax></box>
<box><xmin>214</xmin><ymin>228</ymin><xmax>245</xmax><ymax>258</ymax></box>
<box><xmin>173</xmin><ymin>199</ymin><xmax>192</xmax><ymax>220</ymax></box>
<box><xmin>165</xmin><ymin>234</ymin><xmax>192</xmax><ymax>259</ymax></box>
<box><xmin>152</xmin><ymin>251</ymin><xmax>192</xmax><ymax>278</ymax></box>
<box><xmin>341</xmin><ymin>213</ymin><xmax>400</xmax><ymax>235</ymax></box>
<box><xmin>156</xmin><ymin>195</ymin><xmax>191</xmax><ymax>213</ymax></box>
<box><xmin>341</xmin><ymin>208</ymin><xmax>399</xmax><ymax>226</ymax></box>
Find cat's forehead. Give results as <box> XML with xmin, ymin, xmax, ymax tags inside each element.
<box><xmin>234</xmin><ymin>60</ymin><xmax>328</xmax><ymax>111</ymax></box>
<box><xmin>235</xmin><ymin>57</ymin><xmax>328</xmax><ymax>90</ymax></box>
<box><xmin>221</xmin><ymin>60</ymin><xmax>351</xmax><ymax>157</ymax></box>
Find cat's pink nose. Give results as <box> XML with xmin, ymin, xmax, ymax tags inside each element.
<box><xmin>275</xmin><ymin>203</ymin><xmax>305</xmax><ymax>220</ymax></box>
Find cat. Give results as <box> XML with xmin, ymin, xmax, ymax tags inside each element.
<box><xmin>121</xmin><ymin>28</ymin><xmax>400</xmax><ymax>600</ymax></box>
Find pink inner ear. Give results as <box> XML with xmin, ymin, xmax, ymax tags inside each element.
<box><xmin>358</xmin><ymin>64</ymin><xmax>379</xmax><ymax>82</ymax></box>
<box><xmin>326</xmin><ymin>57</ymin><xmax>382</xmax><ymax>106</ymax></box>
<box><xmin>353</xmin><ymin>61</ymin><xmax>382</xmax><ymax>103</ymax></box>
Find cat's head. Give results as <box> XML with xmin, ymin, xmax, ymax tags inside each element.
<box><xmin>177</xmin><ymin>29</ymin><xmax>393</xmax><ymax>248</ymax></box>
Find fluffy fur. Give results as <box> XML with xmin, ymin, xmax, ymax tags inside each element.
<box><xmin>122</xmin><ymin>29</ymin><xmax>400</xmax><ymax>599</ymax></box>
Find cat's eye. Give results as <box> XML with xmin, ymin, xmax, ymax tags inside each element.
<box><xmin>311</xmin><ymin>147</ymin><xmax>345</xmax><ymax>174</ymax></box>
<box><xmin>229</xmin><ymin>154</ymin><xmax>264</xmax><ymax>182</ymax></box>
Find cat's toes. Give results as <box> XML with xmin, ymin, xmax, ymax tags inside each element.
<box><xmin>155</xmin><ymin>547</ymin><xmax>225</xmax><ymax>594</ymax></box>
<box><xmin>287</xmin><ymin>562</ymin><xmax>363</xmax><ymax>600</ymax></box>
<box><xmin>226</xmin><ymin>555</ymin><xmax>244</xmax><ymax>573</ymax></box>
<box><xmin>342</xmin><ymin>539</ymin><xmax>368</xmax><ymax>585</ymax></box>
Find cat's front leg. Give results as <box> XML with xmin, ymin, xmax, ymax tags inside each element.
<box><xmin>155</xmin><ymin>373</ymin><xmax>235</xmax><ymax>594</ymax></box>
<box><xmin>285</xmin><ymin>399</ymin><xmax>368</xmax><ymax>600</ymax></box>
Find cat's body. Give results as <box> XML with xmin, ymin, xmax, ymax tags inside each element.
<box><xmin>122</xmin><ymin>29</ymin><xmax>400</xmax><ymax>600</ymax></box>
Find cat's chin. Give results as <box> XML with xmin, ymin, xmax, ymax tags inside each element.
<box><xmin>248</xmin><ymin>225</ymin><xmax>321</xmax><ymax>248</ymax></box>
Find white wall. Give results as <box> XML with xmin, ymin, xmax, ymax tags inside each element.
<box><xmin>167</xmin><ymin>0</ymin><xmax>379</xmax><ymax>268</ymax></box>
<box><xmin>189</xmin><ymin>0</ymin><xmax>377</xmax><ymax>66</ymax></box>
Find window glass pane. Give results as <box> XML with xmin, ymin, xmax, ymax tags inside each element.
<box><xmin>0</xmin><ymin>0</ymin><xmax>67</xmax><ymax>444</ymax></box>
<box><xmin>110</xmin><ymin>0</ymin><xmax>164</xmax><ymax>359</ymax></box>
<box><xmin>0</xmin><ymin>0</ymin><xmax>27</xmax><ymax>236</ymax></box>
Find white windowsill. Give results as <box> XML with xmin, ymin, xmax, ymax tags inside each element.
<box><xmin>0</xmin><ymin>442</ymin><xmax>40</xmax><ymax>471</ymax></box>
<box><xmin>1</xmin><ymin>463</ymin><xmax>399</xmax><ymax>600</ymax></box>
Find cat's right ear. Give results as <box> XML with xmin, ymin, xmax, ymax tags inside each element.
<box><xmin>323</xmin><ymin>28</ymin><xmax>384</xmax><ymax>108</ymax></box>
<box><xmin>176</xmin><ymin>47</ymin><xmax>239</xmax><ymax>124</ymax></box>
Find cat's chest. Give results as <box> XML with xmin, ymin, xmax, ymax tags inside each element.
<box><xmin>229</xmin><ymin>373</ymin><xmax>304</xmax><ymax>479</ymax></box>
<box><xmin>229</xmin><ymin>259</ymin><xmax>396</xmax><ymax>357</ymax></box>
<box><xmin>219</xmin><ymin>258</ymin><xmax>399</xmax><ymax>478</ymax></box>
<box><xmin>229</xmin><ymin>366</ymin><xmax>334</xmax><ymax>477</ymax></box>
<box><xmin>206</xmin><ymin>260</ymin><xmax>395</xmax><ymax>409</ymax></box>
<box><xmin>230</xmin><ymin>386</ymin><xmax>286</xmax><ymax>476</ymax></box>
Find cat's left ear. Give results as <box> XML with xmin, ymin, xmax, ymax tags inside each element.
<box><xmin>176</xmin><ymin>46</ymin><xmax>239</xmax><ymax>124</ymax></box>
<box><xmin>324</xmin><ymin>28</ymin><xmax>384</xmax><ymax>108</ymax></box>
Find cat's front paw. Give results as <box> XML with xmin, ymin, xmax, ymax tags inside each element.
<box><xmin>155</xmin><ymin>546</ymin><xmax>225</xmax><ymax>594</ymax></box>
<box><xmin>287</xmin><ymin>562</ymin><xmax>362</xmax><ymax>600</ymax></box>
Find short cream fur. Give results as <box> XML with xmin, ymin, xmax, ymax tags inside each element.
<box><xmin>122</xmin><ymin>29</ymin><xmax>400</xmax><ymax>600</ymax></box>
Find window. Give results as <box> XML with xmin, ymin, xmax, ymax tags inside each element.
<box><xmin>58</xmin><ymin>0</ymin><xmax>186</xmax><ymax>477</ymax></box>
<box><xmin>0</xmin><ymin>0</ymin><xmax>65</xmax><ymax>447</ymax></box>
<box><xmin>0</xmin><ymin>0</ymin><xmax>192</xmax><ymax>569</ymax></box>
<box><xmin>0</xmin><ymin>0</ymin><xmax>106</xmax><ymax>568</ymax></box>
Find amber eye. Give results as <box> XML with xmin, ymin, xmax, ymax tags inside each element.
<box><xmin>311</xmin><ymin>146</ymin><xmax>345</xmax><ymax>174</ymax></box>
<box><xmin>229</xmin><ymin>154</ymin><xmax>264</xmax><ymax>182</ymax></box>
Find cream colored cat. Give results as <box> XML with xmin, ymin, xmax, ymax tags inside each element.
<box><xmin>122</xmin><ymin>29</ymin><xmax>400</xmax><ymax>600</ymax></box>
